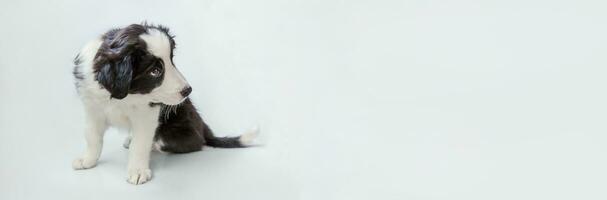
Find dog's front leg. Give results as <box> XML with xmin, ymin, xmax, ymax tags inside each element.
<box><xmin>126</xmin><ymin>112</ymin><xmax>158</xmax><ymax>185</ymax></box>
<box><xmin>73</xmin><ymin>109</ymin><xmax>107</xmax><ymax>170</ymax></box>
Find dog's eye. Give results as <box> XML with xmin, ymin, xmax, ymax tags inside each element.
<box><xmin>150</xmin><ymin>68</ymin><xmax>162</xmax><ymax>77</ymax></box>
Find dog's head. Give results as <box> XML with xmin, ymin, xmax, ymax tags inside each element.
<box><xmin>94</xmin><ymin>24</ymin><xmax>191</xmax><ymax>105</ymax></box>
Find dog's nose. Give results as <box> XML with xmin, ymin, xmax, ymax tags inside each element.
<box><xmin>180</xmin><ymin>86</ymin><xmax>192</xmax><ymax>97</ymax></box>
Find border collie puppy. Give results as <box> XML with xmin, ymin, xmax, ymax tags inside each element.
<box><xmin>72</xmin><ymin>23</ymin><xmax>257</xmax><ymax>185</ymax></box>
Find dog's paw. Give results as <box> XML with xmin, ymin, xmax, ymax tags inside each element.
<box><xmin>126</xmin><ymin>168</ymin><xmax>152</xmax><ymax>185</ymax></box>
<box><xmin>72</xmin><ymin>158</ymin><xmax>97</xmax><ymax>170</ymax></box>
<box><xmin>123</xmin><ymin>137</ymin><xmax>131</xmax><ymax>149</ymax></box>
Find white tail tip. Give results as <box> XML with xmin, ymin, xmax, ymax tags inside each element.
<box><xmin>239</xmin><ymin>125</ymin><xmax>260</xmax><ymax>146</ymax></box>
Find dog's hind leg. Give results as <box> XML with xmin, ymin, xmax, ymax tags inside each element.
<box><xmin>125</xmin><ymin>135</ymin><xmax>165</xmax><ymax>152</ymax></box>
<box><xmin>123</xmin><ymin>136</ymin><xmax>132</xmax><ymax>149</ymax></box>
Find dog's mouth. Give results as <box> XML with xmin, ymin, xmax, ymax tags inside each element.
<box><xmin>175</xmin><ymin>97</ymin><xmax>188</xmax><ymax>104</ymax></box>
<box><xmin>151</xmin><ymin>96</ymin><xmax>188</xmax><ymax>106</ymax></box>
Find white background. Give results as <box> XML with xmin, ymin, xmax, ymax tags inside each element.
<box><xmin>1</xmin><ymin>0</ymin><xmax>607</xmax><ymax>199</ymax></box>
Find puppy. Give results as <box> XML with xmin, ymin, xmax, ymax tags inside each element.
<box><xmin>72</xmin><ymin>23</ymin><xmax>257</xmax><ymax>185</ymax></box>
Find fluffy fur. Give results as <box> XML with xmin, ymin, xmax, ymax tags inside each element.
<box><xmin>72</xmin><ymin>23</ymin><xmax>258</xmax><ymax>185</ymax></box>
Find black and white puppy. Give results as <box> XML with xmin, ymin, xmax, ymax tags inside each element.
<box><xmin>72</xmin><ymin>23</ymin><xmax>257</xmax><ymax>185</ymax></box>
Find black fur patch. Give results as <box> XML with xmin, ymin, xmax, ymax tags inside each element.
<box><xmin>73</xmin><ymin>54</ymin><xmax>84</xmax><ymax>89</ymax></box>
<box><xmin>154</xmin><ymin>98</ymin><xmax>245</xmax><ymax>153</ymax></box>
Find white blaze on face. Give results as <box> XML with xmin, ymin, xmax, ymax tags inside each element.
<box><xmin>139</xmin><ymin>29</ymin><xmax>189</xmax><ymax>105</ymax></box>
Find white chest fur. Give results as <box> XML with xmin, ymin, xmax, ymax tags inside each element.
<box><xmin>103</xmin><ymin>103</ymin><xmax>132</xmax><ymax>128</ymax></box>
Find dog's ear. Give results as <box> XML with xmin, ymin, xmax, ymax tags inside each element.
<box><xmin>96</xmin><ymin>55</ymin><xmax>133</xmax><ymax>99</ymax></box>
<box><xmin>95</xmin><ymin>24</ymin><xmax>147</xmax><ymax>99</ymax></box>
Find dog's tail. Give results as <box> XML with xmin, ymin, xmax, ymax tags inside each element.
<box><xmin>203</xmin><ymin>125</ymin><xmax>259</xmax><ymax>148</ymax></box>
